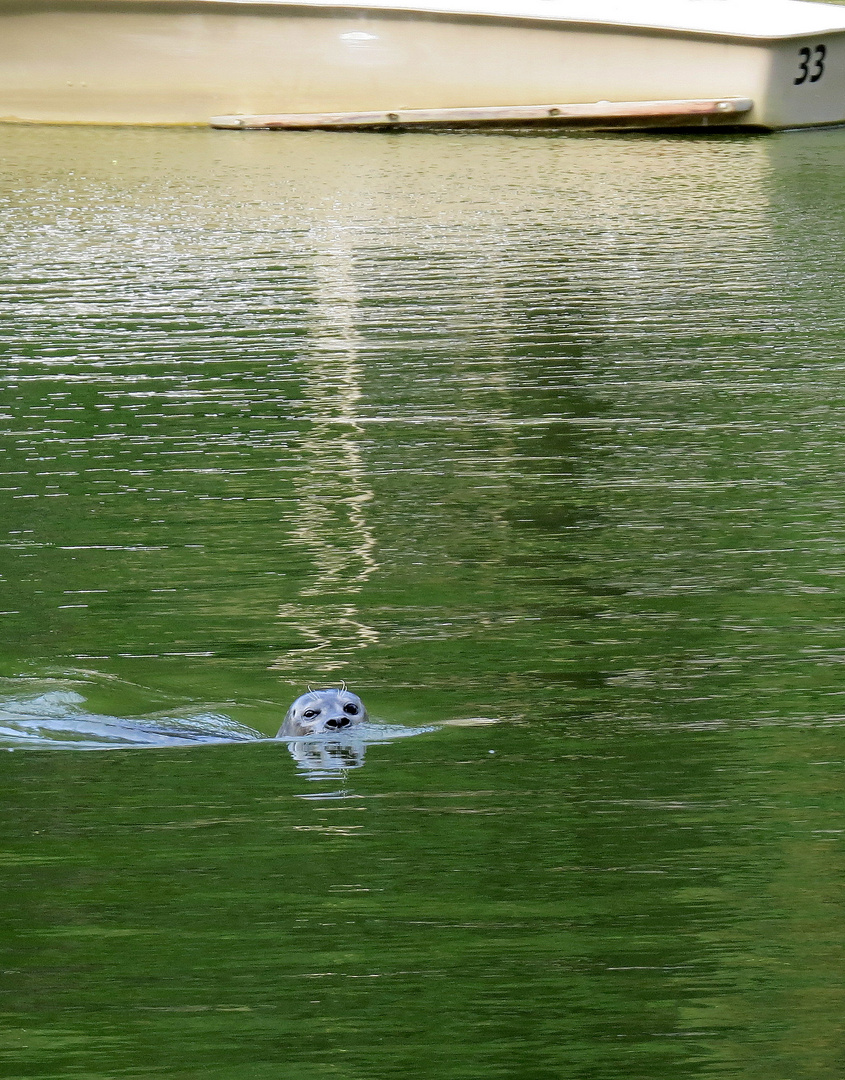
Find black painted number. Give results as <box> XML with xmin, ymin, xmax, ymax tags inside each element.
<box><xmin>795</xmin><ymin>43</ymin><xmax>826</xmax><ymax>85</ymax></box>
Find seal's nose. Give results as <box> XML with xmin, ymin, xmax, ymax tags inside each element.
<box><xmin>325</xmin><ymin>716</ymin><xmax>351</xmax><ymax>730</ymax></box>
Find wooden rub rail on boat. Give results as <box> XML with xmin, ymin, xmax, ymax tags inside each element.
<box><xmin>3</xmin><ymin>0</ymin><xmax>845</xmax><ymax>130</ymax></box>
<box><xmin>210</xmin><ymin>98</ymin><xmax>755</xmax><ymax>131</ymax></box>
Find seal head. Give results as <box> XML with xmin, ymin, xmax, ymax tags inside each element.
<box><xmin>277</xmin><ymin>687</ymin><xmax>368</xmax><ymax>738</ymax></box>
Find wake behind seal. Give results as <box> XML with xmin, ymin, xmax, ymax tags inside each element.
<box><xmin>277</xmin><ymin>686</ymin><xmax>368</xmax><ymax>738</ymax></box>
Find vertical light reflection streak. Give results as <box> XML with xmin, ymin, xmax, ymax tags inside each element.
<box><xmin>273</xmin><ymin>216</ymin><xmax>380</xmax><ymax>675</ymax></box>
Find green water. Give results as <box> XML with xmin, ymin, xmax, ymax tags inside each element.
<box><xmin>2</xmin><ymin>125</ymin><xmax>845</xmax><ymax>1078</ymax></box>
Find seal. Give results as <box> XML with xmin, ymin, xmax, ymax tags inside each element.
<box><xmin>276</xmin><ymin>686</ymin><xmax>368</xmax><ymax>738</ymax></box>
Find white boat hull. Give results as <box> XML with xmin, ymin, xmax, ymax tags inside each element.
<box><xmin>2</xmin><ymin>0</ymin><xmax>845</xmax><ymax>129</ymax></box>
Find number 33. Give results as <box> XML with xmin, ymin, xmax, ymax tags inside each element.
<box><xmin>795</xmin><ymin>44</ymin><xmax>826</xmax><ymax>85</ymax></box>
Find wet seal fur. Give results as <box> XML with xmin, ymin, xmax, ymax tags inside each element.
<box><xmin>277</xmin><ymin>686</ymin><xmax>368</xmax><ymax>738</ymax></box>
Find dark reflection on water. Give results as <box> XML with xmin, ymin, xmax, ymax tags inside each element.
<box><xmin>2</xmin><ymin>125</ymin><xmax>845</xmax><ymax>1079</ymax></box>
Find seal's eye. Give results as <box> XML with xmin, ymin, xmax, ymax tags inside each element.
<box><xmin>343</xmin><ymin>703</ymin><xmax>359</xmax><ymax>715</ymax></box>
<box><xmin>303</xmin><ymin>709</ymin><xmax>319</xmax><ymax>719</ymax></box>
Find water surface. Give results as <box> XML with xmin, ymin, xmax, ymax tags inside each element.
<box><xmin>2</xmin><ymin>125</ymin><xmax>845</xmax><ymax>1079</ymax></box>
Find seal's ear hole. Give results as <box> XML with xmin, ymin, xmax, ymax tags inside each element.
<box><xmin>343</xmin><ymin>703</ymin><xmax>359</xmax><ymax>715</ymax></box>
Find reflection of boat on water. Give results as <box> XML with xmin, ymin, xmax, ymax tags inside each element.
<box><xmin>272</xmin><ymin>221</ymin><xmax>381</xmax><ymax>680</ymax></box>
<box><xmin>4</xmin><ymin>0</ymin><xmax>845</xmax><ymax>130</ymax></box>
